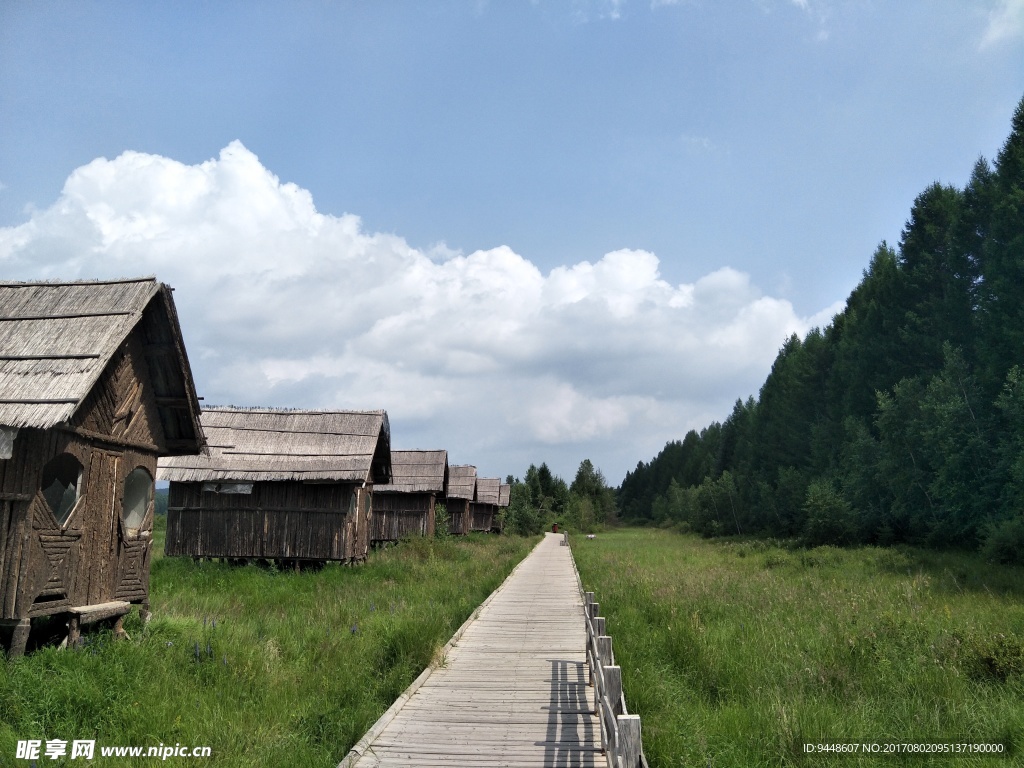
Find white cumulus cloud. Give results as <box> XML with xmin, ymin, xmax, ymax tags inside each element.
<box><xmin>981</xmin><ymin>0</ymin><xmax>1024</xmax><ymax>47</ymax></box>
<box><xmin>0</xmin><ymin>142</ymin><xmax>837</xmax><ymax>481</ymax></box>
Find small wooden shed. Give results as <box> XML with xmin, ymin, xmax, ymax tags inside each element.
<box><xmin>0</xmin><ymin>278</ymin><xmax>205</xmax><ymax>656</ymax></box>
<box><xmin>158</xmin><ymin>408</ymin><xmax>391</xmax><ymax>565</ymax></box>
<box><xmin>371</xmin><ymin>450</ymin><xmax>448</xmax><ymax>545</ymax></box>
<box><xmin>470</xmin><ymin>477</ymin><xmax>501</xmax><ymax>532</ymax></box>
<box><xmin>445</xmin><ymin>465</ymin><xmax>476</xmax><ymax>536</ymax></box>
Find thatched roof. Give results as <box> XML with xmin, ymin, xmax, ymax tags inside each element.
<box><xmin>476</xmin><ymin>477</ymin><xmax>500</xmax><ymax>505</ymax></box>
<box><xmin>0</xmin><ymin>277</ymin><xmax>204</xmax><ymax>453</ymax></box>
<box><xmin>447</xmin><ymin>464</ymin><xmax>477</xmax><ymax>500</ymax></box>
<box><xmin>375</xmin><ymin>450</ymin><xmax>448</xmax><ymax>494</ymax></box>
<box><xmin>158</xmin><ymin>407</ymin><xmax>391</xmax><ymax>484</ymax></box>
<box><xmin>498</xmin><ymin>483</ymin><xmax>510</xmax><ymax>507</ymax></box>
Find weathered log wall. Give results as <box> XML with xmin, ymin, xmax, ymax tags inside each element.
<box><xmin>469</xmin><ymin>502</ymin><xmax>495</xmax><ymax>533</ymax></box>
<box><xmin>371</xmin><ymin>492</ymin><xmax>435</xmax><ymax>543</ymax></box>
<box><xmin>166</xmin><ymin>480</ymin><xmax>371</xmax><ymax>562</ymax></box>
<box><xmin>447</xmin><ymin>498</ymin><xmax>470</xmax><ymax>535</ymax></box>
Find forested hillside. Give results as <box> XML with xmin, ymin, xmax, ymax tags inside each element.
<box><xmin>619</xmin><ymin>97</ymin><xmax>1024</xmax><ymax>562</ymax></box>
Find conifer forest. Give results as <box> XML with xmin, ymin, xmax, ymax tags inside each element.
<box><xmin>617</xmin><ymin>97</ymin><xmax>1024</xmax><ymax>563</ymax></box>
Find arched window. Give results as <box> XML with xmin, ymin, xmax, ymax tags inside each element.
<box><xmin>40</xmin><ymin>453</ymin><xmax>83</xmax><ymax>525</ymax></box>
<box><xmin>123</xmin><ymin>467</ymin><xmax>153</xmax><ymax>534</ymax></box>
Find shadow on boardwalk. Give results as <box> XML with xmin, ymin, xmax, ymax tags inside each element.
<box><xmin>543</xmin><ymin>658</ymin><xmax>601</xmax><ymax>767</ymax></box>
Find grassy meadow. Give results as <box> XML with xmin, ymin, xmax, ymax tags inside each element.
<box><xmin>572</xmin><ymin>528</ymin><xmax>1024</xmax><ymax>767</ymax></box>
<box><xmin>0</xmin><ymin>519</ymin><xmax>537</xmax><ymax>766</ymax></box>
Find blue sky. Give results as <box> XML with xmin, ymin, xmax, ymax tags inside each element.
<box><xmin>2</xmin><ymin>1</ymin><xmax>1023</xmax><ymax>483</ymax></box>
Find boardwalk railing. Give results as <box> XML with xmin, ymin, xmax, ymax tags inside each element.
<box><xmin>584</xmin><ymin>590</ymin><xmax>649</xmax><ymax>768</ymax></box>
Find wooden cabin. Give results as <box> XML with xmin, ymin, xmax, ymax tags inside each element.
<box><xmin>371</xmin><ymin>450</ymin><xmax>448</xmax><ymax>545</ymax></box>
<box><xmin>495</xmin><ymin>482</ymin><xmax>510</xmax><ymax>533</ymax></box>
<box><xmin>446</xmin><ymin>465</ymin><xmax>476</xmax><ymax>535</ymax></box>
<box><xmin>0</xmin><ymin>278</ymin><xmax>205</xmax><ymax>657</ymax></box>
<box><xmin>158</xmin><ymin>408</ymin><xmax>391</xmax><ymax>566</ymax></box>
<box><xmin>470</xmin><ymin>477</ymin><xmax>500</xmax><ymax>532</ymax></box>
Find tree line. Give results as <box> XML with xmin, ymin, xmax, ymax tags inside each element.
<box><xmin>617</xmin><ymin>97</ymin><xmax>1024</xmax><ymax>563</ymax></box>
<box><xmin>501</xmin><ymin>459</ymin><xmax>616</xmax><ymax>535</ymax></box>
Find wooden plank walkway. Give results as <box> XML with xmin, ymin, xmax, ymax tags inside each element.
<box><xmin>340</xmin><ymin>532</ymin><xmax>606</xmax><ymax>768</ymax></box>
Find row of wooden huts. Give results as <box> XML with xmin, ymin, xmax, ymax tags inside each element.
<box><xmin>161</xmin><ymin>413</ymin><xmax>506</xmax><ymax>559</ymax></box>
<box><xmin>0</xmin><ymin>278</ymin><xmax>508</xmax><ymax>656</ymax></box>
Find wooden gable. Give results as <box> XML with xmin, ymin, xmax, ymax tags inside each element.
<box><xmin>70</xmin><ymin>328</ymin><xmax>166</xmax><ymax>452</ymax></box>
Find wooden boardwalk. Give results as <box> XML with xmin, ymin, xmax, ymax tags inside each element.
<box><xmin>341</xmin><ymin>532</ymin><xmax>606</xmax><ymax>768</ymax></box>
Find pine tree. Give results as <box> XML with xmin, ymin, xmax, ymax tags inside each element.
<box><xmin>977</xmin><ymin>97</ymin><xmax>1024</xmax><ymax>394</ymax></box>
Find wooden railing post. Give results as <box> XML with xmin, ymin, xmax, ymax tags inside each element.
<box><xmin>589</xmin><ymin>593</ymin><xmax>598</xmax><ymax>688</ymax></box>
<box><xmin>605</xmin><ymin>666</ymin><xmax>623</xmax><ymax>718</ymax></box>
<box><xmin>618</xmin><ymin>714</ymin><xmax>642</xmax><ymax>768</ymax></box>
<box><xmin>580</xmin><ymin>588</ymin><xmax>646</xmax><ymax>765</ymax></box>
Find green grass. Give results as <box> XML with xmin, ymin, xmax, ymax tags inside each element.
<box><xmin>572</xmin><ymin>528</ymin><xmax>1024</xmax><ymax>767</ymax></box>
<box><xmin>1</xmin><ymin>520</ymin><xmax>537</xmax><ymax>766</ymax></box>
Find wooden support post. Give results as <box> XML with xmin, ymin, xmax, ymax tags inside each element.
<box><xmin>139</xmin><ymin>601</ymin><xmax>152</xmax><ymax>626</ymax></box>
<box><xmin>67</xmin><ymin>615</ymin><xmax>81</xmax><ymax>649</ymax></box>
<box><xmin>585</xmin><ymin>591</ymin><xmax>594</xmax><ymax>608</ymax></box>
<box><xmin>617</xmin><ymin>714</ymin><xmax>642</xmax><ymax>768</ymax></box>
<box><xmin>597</xmin><ymin>635</ymin><xmax>613</xmax><ymax>667</ymax></box>
<box><xmin>606</xmin><ymin>666</ymin><xmax>623</xmax><ymax>718</ymax></box>
<box><xmin>589</xmin><ymin>602</ymin><xmax>600</xmax><ymax>620</ymax></box>
<box><xmin>113</xmin><ymin>615</ymin><xmax>128</xmax><ymax>641</ymax></box>
<box><xmin>595</xmin><ymin>616</ymin><xmax>606</xmax><ymax>637</ymax></box>
<box><xmin>8</xmin><ymin>618</ymin><xmax>30</xmax><ymax>658</ymax></box>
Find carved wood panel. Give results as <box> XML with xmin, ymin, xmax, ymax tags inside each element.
<box><xmin>114</xmin><ymin>537</ymin><xmax>149</xmax><ymax>602</ymax></box>
<box><xmin>26</xmin><ymin>494</ymin><xmax>84</xmax><ymax>616</ymax></box>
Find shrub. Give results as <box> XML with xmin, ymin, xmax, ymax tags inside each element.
<box><xmin>963</xmin><ymin>632</ymin><xmax>1024</xmax><ymax>682</ymax></box>
<box><xmin>802</xmin><ymin>479</ymin><xmax>861</xmax><ymax>546</ymax></box>
<box><xmin>434</xmin><ymin>502</ymin><xmax>450</xmax><ymax>539</ymax></box>
<box><xmin>981</xmin><ymin>515</ymin><xmax>1024</xmax><ymax>565</ymax></box>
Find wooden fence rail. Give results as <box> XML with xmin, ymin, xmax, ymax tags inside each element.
<box><xmin>566</xmin><ymin>528</ymin><xmax>648</xmax><ymax>768</ymax></box>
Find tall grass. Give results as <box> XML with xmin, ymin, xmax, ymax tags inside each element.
<box><xmin>572</xmin><ymin>529</ymin><xmax>1024</xmax><ymax>767</ymax></box>
<box><xmin>1</xmin><ymin>520</ymin><xmax>536</xmax><ymax>766</ymax></box>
